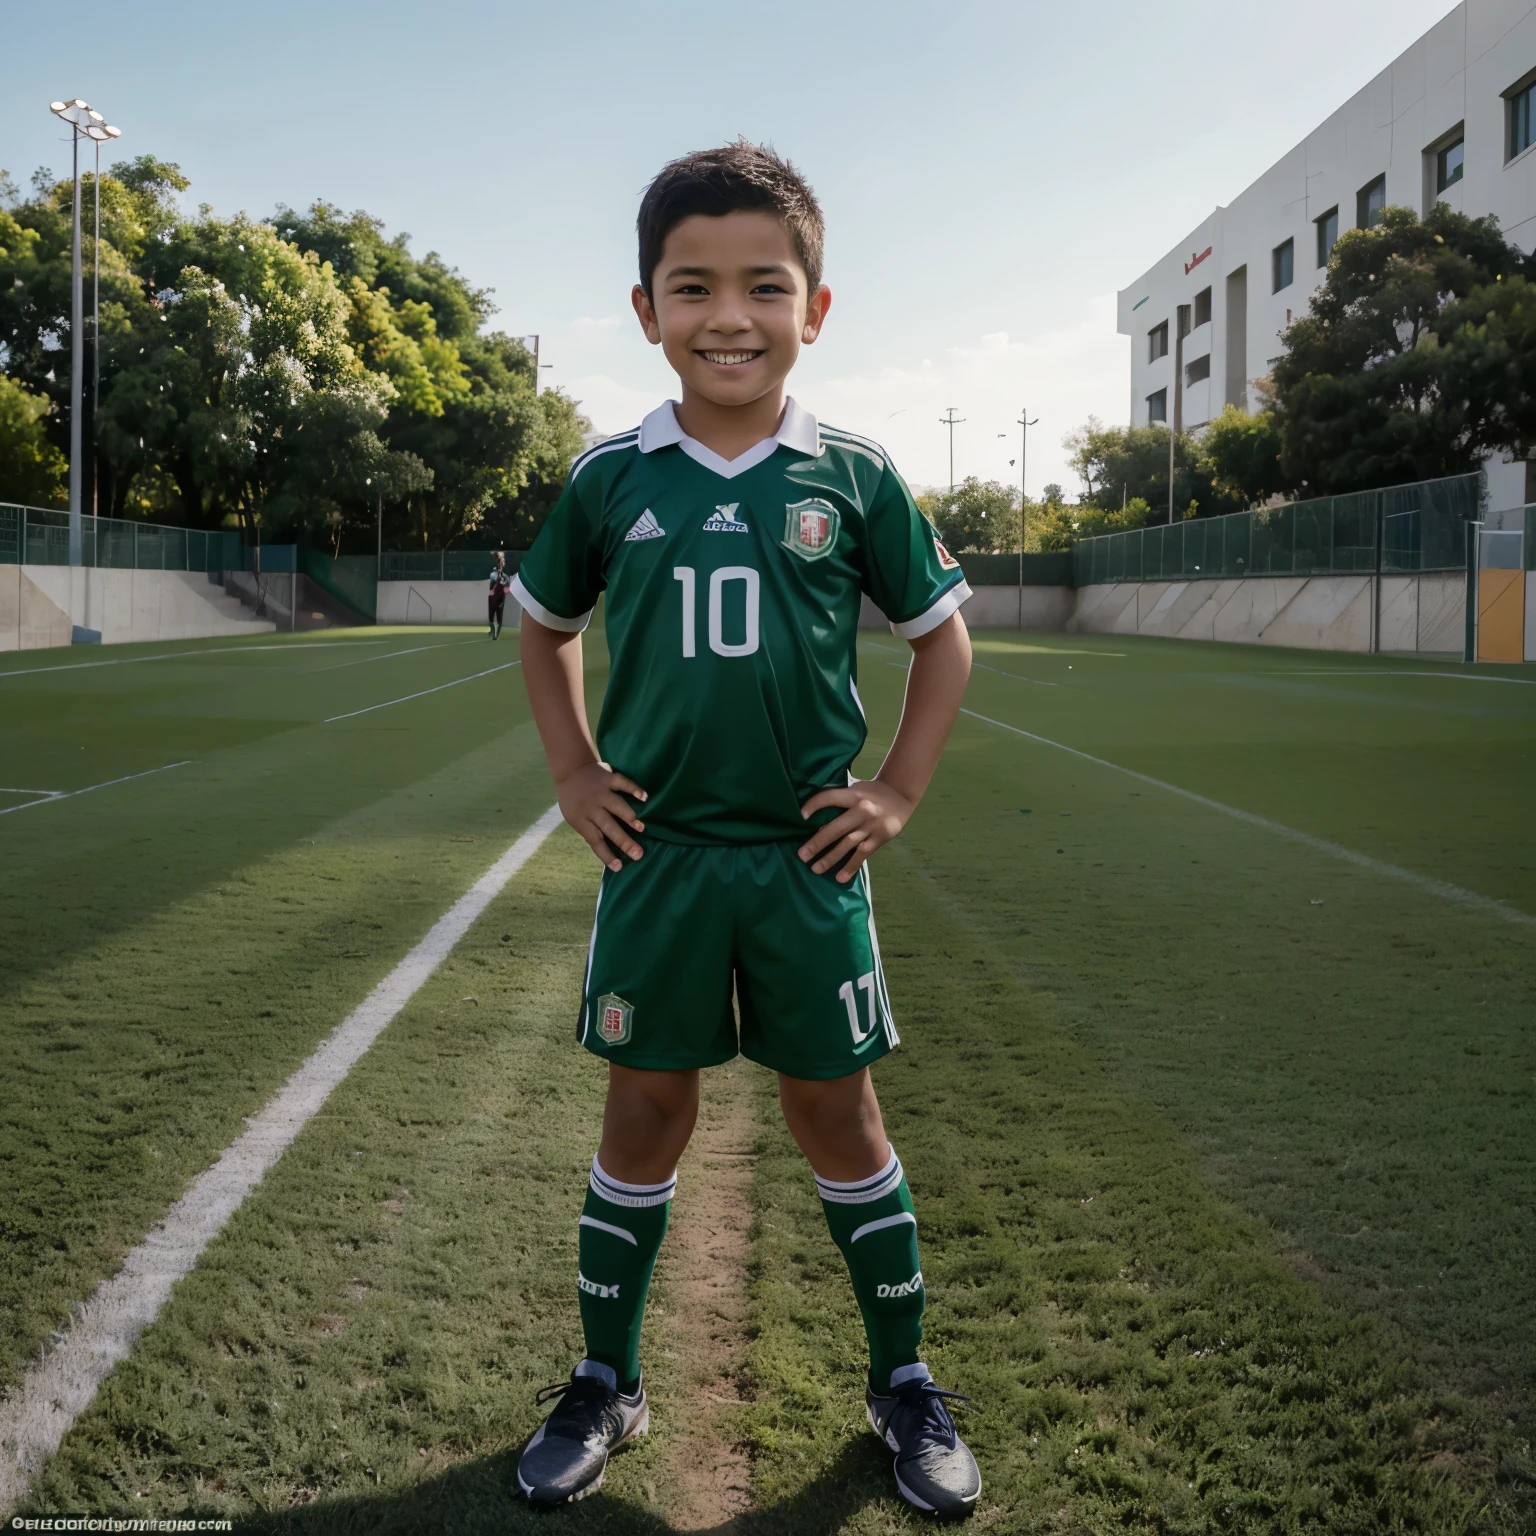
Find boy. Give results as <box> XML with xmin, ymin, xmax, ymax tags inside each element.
<box><xmin>488</xmin><ymin>551</ymin><xmax>512</xmax><ymax>639</ymax></box>
<box><xmin>511</xmin><ymin>141</ymin><xmax>978</xmax><ymax>1517</ymax></box>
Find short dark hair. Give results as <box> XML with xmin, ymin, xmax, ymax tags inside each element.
<box><xmin>637</xmin><ymin>140</ymin><xmax>824</xmax><ymax>297</ymax></box>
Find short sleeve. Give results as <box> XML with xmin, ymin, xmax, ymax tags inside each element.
<box><xmin>863</xmin><ymin>464</ymin><xmax>972</xmax><ymax>639</ymax></box>
<box><xmin>511</xmin><ymin>471</ymin><xmax>604</xmax><ymax>632</ymax></box>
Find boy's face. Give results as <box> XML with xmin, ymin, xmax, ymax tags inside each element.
<box><xmin>632</xmin><ymin>210</ymin><xmax>830</xmax><ymax>409</ymax></box>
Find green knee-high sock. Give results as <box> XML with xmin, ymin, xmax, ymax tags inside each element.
<box><xmin>577</xmin><ymin>1156</ymin><xmax>673</xmax><ymax>1393</ymax></box>
<box><xmin>817</xmin><ymin>1148</ymin><xmax>925</xmax><ymax>1394</ymax></box>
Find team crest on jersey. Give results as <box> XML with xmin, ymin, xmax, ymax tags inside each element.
<box><xmin>933</xmin><ymin>536</ymin><xmax>960</xmax><ymax>570</ymax></box>
<box><xmin>702</xmin><ymin>503</ymin><xmax>748</xmax><ymax>533</ymax></box>
<box><xmin>595</xmin><ymin>993</ymin><xmax>633</xmax><ymax>1046</ymax></box>
<box><xmin>782</xmin><ymin>498</ymin><xmax>841</xmax><ymax>562</ymax></box>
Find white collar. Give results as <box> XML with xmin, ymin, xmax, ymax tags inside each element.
<box><xmin>637</xmin><ymin>397</ymin><xmax>820</xmax><ymax>480</ymax></box>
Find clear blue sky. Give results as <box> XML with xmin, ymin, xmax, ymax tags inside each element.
<box><xmin>7</xmin><ymin>0</ymin><xmax>1456</xmax><ymax>493</ymax></box>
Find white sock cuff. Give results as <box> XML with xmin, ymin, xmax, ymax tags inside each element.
<box><xmin>590</xmin><ymin>1154</ymin><xmax>676</xmax><ymax>1209</ymax></box>
<box><xmin>815</xmin><ymin>1147</ymin><xmax>903</xmax><ymax>1205</ymax></box>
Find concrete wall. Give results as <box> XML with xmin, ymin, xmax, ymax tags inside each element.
<box><xmin>859</xmin><ymin>586</ymin><xmax>1075</xmax><ymax>632</ymax></box>
<box><xmin>0</xmin><ymin>564</ymin><xmax>274</xmax><ymax>651</ymax></box>
<box><xmin>376</xmin><ymin>579</ymin><xmax>517</xmax><ymax>626</ymax></box>
<box><xmin>1072</xmin><ymin>571</ymin><xmax>1467</xmax><ymax>652</ymax></box>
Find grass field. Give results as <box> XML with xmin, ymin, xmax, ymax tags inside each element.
<box><xmin>0</xmin><ymin>622</ymin><xmax>1532</xmax><ymax>1532</ymax></box>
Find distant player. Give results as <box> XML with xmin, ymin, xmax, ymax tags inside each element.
<box><xmin>488</xmin><ymin>551</ymin><xmax>512</xmax><ymax>639</ymax></box>
<box><xmin>511</xmin><ymin>142</ymin><xmax>978</xmax><ymax>1515</ymax></box>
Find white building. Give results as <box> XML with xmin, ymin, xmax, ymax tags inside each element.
<box><xmin>1117</xmin><ymin>0</ymin><xmax>1536</xmax><ymax>506</ymax></box>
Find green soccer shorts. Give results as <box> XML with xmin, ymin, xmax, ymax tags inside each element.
<box><xmin>578</xmin><ymin>839</ymin><xmax>899</xmax><ymax>1080</ymax></box>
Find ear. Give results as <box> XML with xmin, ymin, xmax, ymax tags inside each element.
<box><xmin>632</xmin><ymin>284</ymin><xmax>662</xmax><ymax>345</ymax></box>
<box><xmin>801</xmin><ymin>284</ymin><xmax>832</xmax><ymax>345</ymax></box>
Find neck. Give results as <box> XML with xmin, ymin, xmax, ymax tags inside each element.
<box><xmin>674</xmin><ymin>384</ymin><xmax>787</xmax><ymax>461</ymax></box>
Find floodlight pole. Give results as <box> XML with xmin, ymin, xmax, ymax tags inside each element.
<box><xmin>49</xmin><ymin>100</ymin><xmax>120</xmax><ymax>565</ymax></box>
<box><xmin>92</xmin><ymin>135</ymin><xmax>101</xmax><ymax>519</ymax></box>
<box><xmin>68</xmin><ymin>124</ymin><xmax>83</xmax><ymax>563</ymax></box>
<box><xmin>939</xmin><ymin>407</ymin><xmax>965</xmax><ymax>491</ymax></box>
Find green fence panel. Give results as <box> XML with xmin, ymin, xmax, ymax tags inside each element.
<box><xmin>299</xmin><ymin>548</ymin><xmax>378</xmax><ymax>620</ymax></box>
<box><xmin>240</xmin><ymin>543</ymin><xmax>297</xmax><ymax>573</ymax></box>
<box><xmin>0</xmin><ymin>506</ymin><xmax>21</xmax><ymax>564</ymax></box>
<box><xmin>1068</xmin><ymin>473</ymin><xmax>1482</xmax><ymax>584</ymax></box>
<box><xmin>378</xmin><ymin>550</ymin><xmax>526</xmax><ymax>583</ymax></box>
<box><xmin>0</xmin><ymin>505</ymin><xmax>245</xmax><ymax>573</ymax></box>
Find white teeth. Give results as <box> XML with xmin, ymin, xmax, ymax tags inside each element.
<box><xmin>702</xmin><ymin>351</ymin><xmax>757</xmax><ymax>365</ymax></box>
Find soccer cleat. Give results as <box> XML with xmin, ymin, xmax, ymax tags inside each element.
<box><xmin>516</xmin><ymin>1360</ymin><xmax>648</xmax><ymax>1505</ymax></box>
<box><xmin>866</xmin><ymin>1365</ymin><xmax>980</xmax><ymax>1520</ymax></box>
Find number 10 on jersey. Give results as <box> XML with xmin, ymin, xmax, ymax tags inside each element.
<box><xmin>673</xmin><ymin>566</ymin><xmax>760</xmax><ymax>658</ymax></box>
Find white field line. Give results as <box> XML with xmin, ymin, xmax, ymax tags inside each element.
<box><xmin>0</xmin><ymin>802</ymin><xmax>565</xmax><ymax>1513</ymax></box>
<box><xmin>0</xmin><ymin>762</ymin><xmax>193</xmax><ymax>819</ymax></box>
<box><xmin>325</xmin><ymin>660</ymin><xmax>521</xmax><ymax>722</ymax></box>
<box><xmin>0</xmin><ymin>787</ymin><xmax>64</xmax><ymax>798</ymax></box>
<box><xmin>970</xmin><ymin>660</ymin><xmax>1060</xmax><ymax>687</ymax></box>
<box><xmin>0</xmin><ymin>640</ymin><xmax>386</xmax><ymax>680</ymax></box>
<box><xmin>960</xmin><ymin>707</ymin><xmax>1536</xmax><ymax>929</ymax></box>
<box><xmin>1273</xmin><ymin>669</ymin><xmax>1536</xmax><ymax>687</ymax></box>
<box><xmin>319</xmin><ymin>640</ymin><xmax>481</xmax><ymax>671</ymax></box>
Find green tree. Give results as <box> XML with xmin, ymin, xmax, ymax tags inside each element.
<box><xmin>1270</xmin><ymin>202</ymin><xmax>1533</xmax><ymax>493</ymax></box>
<box><xmin>917</xmin><ymin>477</ymin><xmax>1020</xmax><ymax>553</ymax></box>
<box><xmin>0</xmin><ymin>165</ymin><xmax>585</xmax><ymax>548</ymax></box>
<box><xmin>273</xmin><ymin>201</ymin><xmax>588</xmax><ymax>549</ymax></box>
<box><xmin>1198</xmin><ymin>403</ymin><xmax>1287</xmax><ymax>505</ymax></box>
<box><xmin>1035</xmin><ymin>496</ymin><xmax>1153</xmax><ymax>553</ymax></box>
<box><xmin>0</xmin><ymin>373</ymin><xmax>67</xmax><ymax>506</ymax></box>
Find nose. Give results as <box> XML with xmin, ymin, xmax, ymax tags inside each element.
<box><xmin>707</xmin><ymin>299</ymin><xmax>754</xmax><ymax>336</ymax></box>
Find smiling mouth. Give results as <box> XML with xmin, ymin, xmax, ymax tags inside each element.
<box><xmin>698</xmin><ymin>350</ymin><xmax>763</xmax><ymax>366</ymax></box>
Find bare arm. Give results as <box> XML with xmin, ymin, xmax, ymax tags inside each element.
<box><xmin>798</xmin><ymin>610</ymin><xmax>972</xmax><ymax>882</ymax></box>
<box><xmin>519</xmin><ymin>613</ymin><xmax>647</xmax><ymax>871</ymax></box>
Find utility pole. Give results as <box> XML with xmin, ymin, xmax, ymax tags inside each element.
<box><xmin>525</xmin><ymin>334</ymin><xmax>554</xmax><ymax>394</ymax></box>
<box><xmin>939</xmin><ymin>407</ymin><xmax>965</xmax><ymax>491</ymax></box>
<box><xmin>1016</xmin><ymin>409</ymin><xmax>1038</xmax><ymax>629</ymax></box>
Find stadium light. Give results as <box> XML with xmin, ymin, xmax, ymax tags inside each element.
<box><xmin>49</xmin><ymin>99</ymin><xmax>121</xmax><ymax>563</ymax></box>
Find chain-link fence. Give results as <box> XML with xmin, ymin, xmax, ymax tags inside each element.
<box><xmin>0</xmin><ymin>504</ymin><xmax>243</xmax><ymax>572</ymax></box>
<box><xmin>1072</xmin><ymin>473</ymin><xmax>1484</xmax><ymax>587</ymax></box>
<box><xmin>378</xmin><ymin>550</ymin><xmax>524</xmax><ymax>583</ymax></box>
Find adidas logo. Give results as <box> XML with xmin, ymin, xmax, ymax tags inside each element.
<box><xmin>702</xmin><ymin>503</ymin><xmax>748</xmax><ymax>533</ymax></box>
<box><xmin>624</xmin><ymin>509</ymin><xmax>665</xmax><ymax>542</ymax></box>
<box><xmin>876</xmin><ymin>1270</ymin><xmax>924</xmax><ymax>1300</ymax></box>
<box><xmin>577</xmin><ymin>1272</ymin><xmax>620</xmax><ymax>1299</ymax></box>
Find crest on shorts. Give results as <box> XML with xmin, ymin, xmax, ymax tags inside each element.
<box><xmin>933</xmin><ymin>536</ymin><xmax>960</xmax><ymax>570</ymax></box>
<box><xmin>782</xmin><ymin>498</ymin><xmax>841</xmax><ymax>562</ymax></box>
<box><xmin>595</xmin><ymin>993</ymin><xmax>633</xmax><ymax>1047</ymax></box>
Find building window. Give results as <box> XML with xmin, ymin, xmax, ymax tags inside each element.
<box><xmin>1272</xmin><ymin>238</ymin><xmax>1294</xmax><ymax>291</ymax></box>
<box><xmin>1147</xmin><ymin>388</ymin><xmax>1168</xmax><ymax>424</ymax></box>
<box><xmin>1508</xmin><ymin>75</ymin><xmax>1536</xmax><ymax>160</ymax></box>
<box><xmin>1316</xmin><ymin>206</ymin><xmax>1339</xmax><ymax>267</ymax></box>
<box><xmin>1185</xmin><ymin>354</ymin><xmax>1211</xmax><ymax>386</ymax></box>
<box><xmin>1437</xmin><ymin>137</ymin><xmax>1465</xmax><ymax>191</ymax></box>
<box><xmin>1357</xmin><ymin>175</ymin><xmax>1387</xmax><ymax>229</ymax></box>
<box><xmin>1148</xmin><ymin>321</ymin><xmax>1168</xmax><ymax>362</ymax></box>
<box><xmin>1193</xmin><ymin>286</ymin><xmax>1212</xmax><ymax>327</ymax></box>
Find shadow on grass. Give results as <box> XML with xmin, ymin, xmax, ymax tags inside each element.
<box><xmin>229</xmin><ymin>1437</ymin><xmax>890</xmax><ymax>1536</ymax></box>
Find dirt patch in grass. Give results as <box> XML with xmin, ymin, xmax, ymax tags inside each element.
<box><xmin>656</xmin><ymin>1059</ymin><xmax>756</xmax><ymax>1530</ymax></box>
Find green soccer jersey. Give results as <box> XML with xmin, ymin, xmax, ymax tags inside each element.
<box><xmin>512</xmin><ymin>398</ymin><xmax>971</xmax><ymax>845</ymax></box>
